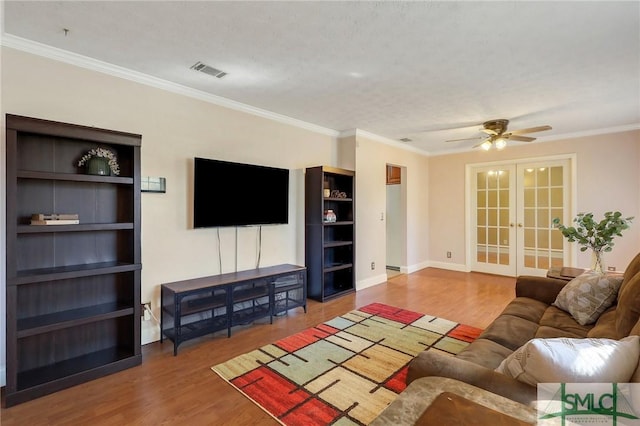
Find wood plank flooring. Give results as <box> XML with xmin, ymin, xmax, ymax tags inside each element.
<box><xmin>0</xmin><ymin>268</ymin><xmax>516</xmax><ymax>425</ymax></box>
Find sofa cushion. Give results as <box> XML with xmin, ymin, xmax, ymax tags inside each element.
<box><xmin>478</xmin><ymin>315</ymin><xmax>540</xmax><ymax>351</ymax></box>
<box><xmin>456</xmin><ymin>338</ymin><xmax>514</xmax><ymax>370</ymax></box>
<box><xmin>495</xmin><ymin>335</ymin><xmax>640</xmax><ymax>387</ymax></box>
<box><xmin>534</xmin><ymin>325</ymin><xmax>587</xmax><ymax>339</ymax></box>
<box><xmin>587</xmin><ymin>306</ymin><xmax>619</xmax><ymax>339</ymax></box>
<box><xmin>538</xmin><ymin>306</ymin><xmax>592</xmax><ymax>337</ymax></box>
<box><xmin>553</xmin><ymin>271</ymin><xmax>623</xmax><ymax>325</ymax></box>
<box><xmin>499</xmin><ymin>297</ymin><xmax>549</xmax><ymax>323</ymax></box>
<box><xmin>617</xmin><ymin>272</ymin><xmax>640</xmax><ymax>337</ymax></box>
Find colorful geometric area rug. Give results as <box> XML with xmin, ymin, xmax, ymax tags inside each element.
<box><xmin>211</xmin><ymin>302</ymin><xmax>482</xmax><ymax>425</ymax></box>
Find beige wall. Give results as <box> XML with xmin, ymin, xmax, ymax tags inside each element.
<box><xmin>0</xmin><ymin>47</ymin><xmax>338</xmax><ymax>379</ymax></box>
<box><xmin>354</xmin><ymin>133</ymin><xmax>430</xmax><ymax>289</ymax></box>
<box><xmin>428</xmin><ymin>131</ymin><xmax>640</xmax><ymax>272</ymax></box>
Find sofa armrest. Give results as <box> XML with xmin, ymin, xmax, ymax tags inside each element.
<box><xmin>407</xmin><ymin>350</ymin><xmax>537</xmax><ymax>406</ymax></box>
<box><xmin>515</xmin><ymin>275</ymin><xmax>568</xmax><ymax>305</ymax></box>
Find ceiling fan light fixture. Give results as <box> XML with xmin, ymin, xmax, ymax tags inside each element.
<box><xmin>480</xmin><ymin>140</ymin><xmax>493</xmax><ymax>151</ymax></box>
<box><xmin>494</xmin><ymin>138</ymin><xmax>507</xmax><ymax>150</ymax></box>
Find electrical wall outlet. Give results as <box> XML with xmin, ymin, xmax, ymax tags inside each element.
<box><xmin>371</xmin><ymin>262</ymin><xmax>375</xmax><ymax>270</ymax></box>
<box><xmin>142</xmin><ymin>302</ymin><xmax>151</xmax><ymax>321</ymax></box>
<box><xmin>446</xmin><ymin>251</ymin><xmax>452</xmax><ymax>258</ymax></box>
<box><xmin>607</xmin><ymin>266</ymin><xmax>616</xmax><ymax>272</ymax></box>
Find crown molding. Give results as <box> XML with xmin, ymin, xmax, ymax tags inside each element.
<box><xmin>0</xmin><ymin>33</ymin><xmax>340</xmax><ymax>138</ymax></box>
<box><xmin>538</xmin><ymin>123</ymin><xmax>640</xmax><ymax>143</ymax></box>
<box><xmin>339</xmin><ymin>128</ymin><xmax>430</xmax><ymax>156</ymax></box>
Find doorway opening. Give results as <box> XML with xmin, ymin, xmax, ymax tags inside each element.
<box><xmin>386</xmin><ymin>164</ymin><xmax>406</xmax><ymax>279</ymax></box>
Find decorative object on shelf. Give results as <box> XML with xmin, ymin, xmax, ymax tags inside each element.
<box><xmin>330</xmin><ymin>189</ymin><xmax>347</xmax><ymax>199</ymax></box>
<box><xmin>323</xmin><ymin>180</ymin><xmax>330</xmax><ymax>198</ymax></box>
<box><xmin>77</xmin><ymin>147</ymin><xmax>120</xmax><ymax>176</ymax></box>
<box><xmin>553</xmin><ymin>211</ymin><xmax>634</xmax><ymax>274</ymax></box>
<box><xmin>31</xmin><ymin>213</ymin><xmax>80</xmax><ymax>226</ymax></box>
<box><xmin>141</xmin><ymin>176</ymin><xmax>166</xmax><ymax>193</ymax></box>
<box><xmin>31</xmin><ymin>213</ymin><xmax>79</xmax><ymax>221</ymax></box>
<box><xmin>323</xmin><ymin>209</ymin><xmax>337</xmax><ymax>223</ymax></box>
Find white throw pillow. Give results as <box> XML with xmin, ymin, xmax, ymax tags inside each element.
<box><xmin>553</xmin><ymin>271</ymin><xmax>624</xmax><ymax>325</ymax></box>
<box><xmin>495</xmin><ymin>336</ymin><xmax>640</xmax><ymax>386</ymax></box>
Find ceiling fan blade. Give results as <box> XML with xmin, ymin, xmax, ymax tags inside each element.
<box><xmin>509</xmin><ymin>125</ymin><xmax>552</xmax><ymax>135</ymax></box>
<box><xmin>507</xmin><ymin>135</ymin><xmax>536</xmax><ymax>142</ymax></box>
<box><xmin>446</xmin><ymin>137</ymin><xmax>483</xmax><ymax>142</ymax></box>
<box><xmin>481</xmin><ymin>128</ymin><xmax>498</xmax><ymax>135</ymax></box>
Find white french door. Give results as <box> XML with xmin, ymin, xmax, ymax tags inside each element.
<box><xmin>469</xmin><ymin>158</ymin><xmax>571</xmax><ymax>277</ymax></box>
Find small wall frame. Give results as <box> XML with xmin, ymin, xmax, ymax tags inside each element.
<box><xmin>141</xmin><ymin>176</ymin><xmax>166</xmax><ymax>193</ymax></box>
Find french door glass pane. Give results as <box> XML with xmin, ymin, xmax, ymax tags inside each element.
<box><xmin>523</xmin><ymin>167</ymin><xmax>564</xmax><ymax>269</ymax></box>
<box><xmin>476</xmin><ymin>169</ymin><xmax>510</xmax><ymax>266</ymax></box>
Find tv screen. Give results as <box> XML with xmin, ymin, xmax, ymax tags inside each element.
<box><xmin>194</xmin><ymin>157</ymin><xmax>289</xmax><ymax>228</ymax></box>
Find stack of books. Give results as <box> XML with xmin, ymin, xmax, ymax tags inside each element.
<box><xmin>30</xmin><ymin>213</ymin><xmax>79</xmax><ymax>225</ymax></box>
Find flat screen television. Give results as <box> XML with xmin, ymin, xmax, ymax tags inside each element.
<box><xmin>193</xmin><ymin>157</ymin><xmax>289</xmax><ymax>228</ymax></box>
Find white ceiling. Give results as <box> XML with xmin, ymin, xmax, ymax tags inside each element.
<box><xmin>2</xmin><ymin>1</ymin><xmax>639</xmax><ymax>155</ymax></box>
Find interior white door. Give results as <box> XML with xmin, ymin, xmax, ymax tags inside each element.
<box><xmin>471</xmin><ymin>165</ymin><xmax>517</xmax><ymax>276</ymax></box>
<box><xmin>470</xmin><ymin>159</ymin><xmax>570</xmax><ymax>276</ymax></box>
<box><xmin>516</xmin><ymin>160</ymin><xmax>569</xmax><ymax>276</ymax></box>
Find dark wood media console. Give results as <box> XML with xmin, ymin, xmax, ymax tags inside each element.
<box><xmin>160</xmin><ymin>264</ymin><xmax>307</xmax><ymax>355</ymax></box>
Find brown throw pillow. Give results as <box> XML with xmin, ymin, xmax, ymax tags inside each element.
<box><xmin>553</xmin><ymin>271</ymin><xmax>623</xmax><ymax>325</ymax></box>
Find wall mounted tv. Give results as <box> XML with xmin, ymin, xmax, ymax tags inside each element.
<box><xmin>193</xmin><ymin>157</ymin><xmax>290</xmax><ymax>228</ymax></box>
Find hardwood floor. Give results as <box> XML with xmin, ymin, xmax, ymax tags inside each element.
<box><xmin>0</xmin><ymin>268</ymin><xmax>516</xmax><ymax>425</ymax></box>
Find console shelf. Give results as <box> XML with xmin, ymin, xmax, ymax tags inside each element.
<box><xmin>161</xmin><ymin>264</ymin><xmax>306</xmax><ymax>355</ymax></box>
<box><xmin>5</xmin><ymin>114</ymin><xmax>142</xmax><ymax>407</ymax></box>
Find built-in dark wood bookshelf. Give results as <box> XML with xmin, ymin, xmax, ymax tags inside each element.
<box><xmin>305</xmin><ymin>166</ymin><xmax>355</xmax><ymax>301</ymax></box>
<box><xmin>4</xmin><ymin>114</ymin><xmax>142</xmax><ymax>407</ymax></box>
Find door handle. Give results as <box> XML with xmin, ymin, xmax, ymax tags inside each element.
<box><xmin>518</xmin><ymin>223</ymin><xmax>523</xmax><ymax>228</ymax></box>
<box><xmin>510</xmin><ymin>223</ymin><xmax>514</xmax><ymax>227</ymax></box>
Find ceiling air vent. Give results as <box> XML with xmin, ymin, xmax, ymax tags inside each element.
<box><xmin>190</xmin><ymin>61</ymin><xmax>227</xmax><ymax>78</ymax></box>
<box><xmin>399</xmin><ymin>138</ymin><xmax>412</xmax><ymax>142</ymax></box>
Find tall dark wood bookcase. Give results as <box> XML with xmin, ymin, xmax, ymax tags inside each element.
<box><xmin>4</xmin><ymin>114</ymin><xmax>142</xmax><ymax>406</ymax></box>
<box><xmin>305</xmin><ymin>166</ymin><xmax>355</xmax><ymax>301</ymax></box>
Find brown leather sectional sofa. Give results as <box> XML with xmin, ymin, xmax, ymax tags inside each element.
<box><xmin>406</xmin><ymin>252</ymin><xmax>640</xmax><ymax>406</ymax></box>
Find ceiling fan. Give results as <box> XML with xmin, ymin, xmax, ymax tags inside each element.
<box><xmin>446</xmin><ymin>119</ymin><xmax>552</xmax><ymax>150</ymax></box>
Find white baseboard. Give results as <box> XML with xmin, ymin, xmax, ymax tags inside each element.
<box><xmin>404</xmin><ymin>261</ymin><xmax>430</xmax><ymax>274</ymax></box>
<box><xmin>427</xmin><ymin>260</ymin><xmax>469</xmax><ymax>272</ymax></box>
<box><xmin>357</xmin><ymin>273</ymin><xmax>388</xmax><ymax>290</ymax></box>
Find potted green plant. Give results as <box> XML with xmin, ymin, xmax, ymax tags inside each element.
<box><xmin>552</xmin><ymin>211</ymin><xmax>634</xmax><ymax>274</ymax></box>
